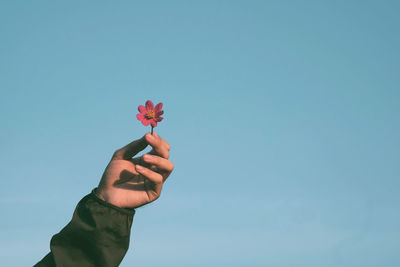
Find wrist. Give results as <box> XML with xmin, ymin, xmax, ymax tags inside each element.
<box><xmin>93</xmin><ymin>188</ymin><xmax>128</xmax><ymax>209</ymax></box>
<box><xmin>94</xmin><ymin>188</ymin><xmax>107</xmax><ymax>202</ymax></box>
<box><xmin>91</xmin><ymin>188</ymin><xmax>135</xmax><ymax>215</ymax></box>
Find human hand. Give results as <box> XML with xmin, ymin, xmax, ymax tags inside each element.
<box><xmin>95</xmin><ymin>132</ymin><xmax>174</xmax><ymax>209</ymax></box>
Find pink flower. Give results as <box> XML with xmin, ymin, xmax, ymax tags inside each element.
<box><xmin>136</xmin><ymin>100</ymin><xmax>164</xmax><ymax>128</ymax></box>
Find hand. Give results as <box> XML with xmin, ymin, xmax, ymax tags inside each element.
<box><xmin>95</xmin><ymin>132</ymin><xmax>174</xmax><ymax>209</ymax></box>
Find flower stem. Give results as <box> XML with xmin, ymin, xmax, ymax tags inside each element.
<box><xmin>151</xmin><ymin>126</ymin><xmax>154</xmax><ymax>134</ymax></box>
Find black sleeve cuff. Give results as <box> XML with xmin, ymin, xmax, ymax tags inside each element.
<box><xmin>90</xmin><ymin>188</ymin><xmax>136</xmax><ymax>216</ymax></box>
<box><xmin>35</xmin><ymin>189</ymin><xmax>136</xmax><ymax>267</ymax></box>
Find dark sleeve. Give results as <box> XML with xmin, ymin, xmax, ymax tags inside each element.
<box><xmin>34</xmin><ymin>189</ymin><xmax>135</xmax><ymax>267</ymax></box>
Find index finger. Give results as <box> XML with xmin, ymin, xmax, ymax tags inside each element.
<box><xmin>145</xmin><ymin>132</ymin><xmax>170</xmax><ymax>159</ymax></box>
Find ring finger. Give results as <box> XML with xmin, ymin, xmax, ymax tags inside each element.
<box><xmin>142</xmin><ymin>154</ymin><xmax>174</xmax><ymax>175</ymax></box>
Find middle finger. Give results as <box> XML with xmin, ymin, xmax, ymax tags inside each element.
<box><xmin>142</xmin><ymin>154</ymin><xmax>174</xmax><ymax>173</ymax></box>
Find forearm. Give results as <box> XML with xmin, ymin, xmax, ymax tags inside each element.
<box><xmin>34</xmin><ymin>189</ymin><xmax>135</xmax><ymax>267</ymax></box>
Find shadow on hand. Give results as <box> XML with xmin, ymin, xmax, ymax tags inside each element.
<box><xmin>113</xmin><ymin>169</ymin><xmax>147</xmax><ymax>191</ymax></box>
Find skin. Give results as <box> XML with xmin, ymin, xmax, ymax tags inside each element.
<box><xmin>95</xmin><ymin>131</ymin><xmax>174</xmax><ymax>208</ymax></box>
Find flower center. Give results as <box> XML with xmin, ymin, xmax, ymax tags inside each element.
<box><xmin>145</xmin><ymin>110</ymin><xmax>155</xmax><ymax>119</ymax></box>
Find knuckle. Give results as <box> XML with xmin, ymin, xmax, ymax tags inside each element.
<box><xmin>112</xmin><ymin>149</ymin><xmax>121</xmax><ymax>158</ymax></box>
<box><xmin>157</xmin><ymin>136</ymin><xmax>163</xmax><ymax>146</ymax></box>
<box><xmin>155</xmin><ymin>174</ymin><xmax>163</xmax><ymax>184</ymax></box>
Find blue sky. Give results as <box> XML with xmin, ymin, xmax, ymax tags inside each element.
<box><xmin>1</xmin><ymin>1</ymin><xmax>399</xmax><ymax>266</ymax></box>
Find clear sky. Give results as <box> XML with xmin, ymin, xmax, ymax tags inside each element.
<box><xmin>1</xmin><ymin>1</ymin><xmax>399</xmax><ymax>266</ymax></box>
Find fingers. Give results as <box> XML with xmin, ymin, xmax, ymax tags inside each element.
<box><xmin>142</xmin><ymin>154</ymin><xmax>174</xmax><ymax>176</ymax></box>
<box><xmin>113</xmin><ymin>135</ymin><xmax>148</xmax><ymax>160</ymax></box>
<box><xmin>135</xmin><ymin>164</ymin><xmax>163</xmax><ymax>194</ymax></box>
<box><xmin>154</xmin><ymin>131</ymin><xmax>171</xmax><ymax>151</ymax></box>
<box><xmin>145</xmin><ymin>131</ymin><xmax>170</xmax><ymax>159</ymax></box>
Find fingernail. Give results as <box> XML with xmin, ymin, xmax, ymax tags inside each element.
<box><xmin>147</xmin><ymin>133</ymin><xmax>155</xmax><ymax>141</ymax></box>
<box><xmin>136</xmin><ymin>165</ymin><xmax>144</xmax><ymax>171</ymax></box>
<box><xmin>142</xmin><ymin>154</ymin><xmax>152</xmax><ymax>162</ymax></box>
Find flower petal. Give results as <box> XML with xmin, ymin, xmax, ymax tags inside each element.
<box><xmin>145</xmin><ymin>100</ymin><xmax>154</xmax><ymax>110</ymax></box>
<box><xmin>151</xmin><ymin>121</ymin><xmax>157</xmax><ymax>127</ymax></box>
<box><xmin>154</xmin><ymin>102</ymin><xmax>163</xmax><ymax>113</ymax></box>
<box><xmin>136</xmin><ymin>113</ymin><xmax>144</xmax><ymax>120</ymax></box>
<box><xmin>138</xmin><ymin>105</ymin><xmax>146</xmax><ymax>113</ymax></box>
<box><xmin>156</xmin><ymin>110</ymin><xmax>164</xmax><ymax>116</ymax></box>
<box><xmin>155</xmin><ymin>116</ymin><xmax>163</xmax><ymax>122</ymax></box>
<box><xmin>142</xmin><ymin>119</ymin><xmax>150</xmax><ymax>126</ymax></box>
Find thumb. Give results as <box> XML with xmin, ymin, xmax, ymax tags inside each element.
<box><xmin>112</xmin><ymin>135</ymin><xmax>148</xmax><ymax>160</ymax></box>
